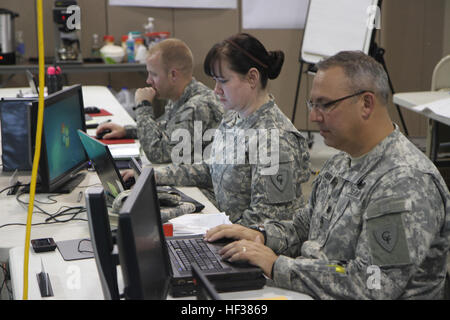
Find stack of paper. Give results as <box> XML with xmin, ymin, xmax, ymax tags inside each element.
<box><xmin>169</xmin><ymin>212</ymin><xmax>231</xmax><ymax>235</ymax></box>
<box><xmin>108</xmin><ymin>143</ymin><xmax>140</xmax><ymax>159</ymax></box>
<box><xmin>415</xmin><ymin>97</ymin><xmax>450</xmax><ymax>118</ymax></box>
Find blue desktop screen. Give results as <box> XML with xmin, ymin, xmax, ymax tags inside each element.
<box><xmin>44</xmin><ymin>93</ymin><xmax>87</xmax><ymax>181</ymax></box>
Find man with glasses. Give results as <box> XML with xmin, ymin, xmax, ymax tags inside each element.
<box><xmin>205</xmin><ymin>51</ymin><xmax>450</xmax><ymax>299</ymax></box>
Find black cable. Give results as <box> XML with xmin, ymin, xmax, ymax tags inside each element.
<box><xmin>77</xmin><ymin>239</ymin><xmax>93</xmax><ymax>254</ymax></box>
<box><xmin>0</xmin><ymin>263</ymin><xmax>12</xmax><ymax>299</ymax></box>
<box><xmin>0</xmin><ymin>191</ymin><xmax>88</xmax><ymax>229</ymax></box>
<box><xmin>0</xmin><ymin>183</ymin><xmax>30</xmax><ymax>195</ymax></box>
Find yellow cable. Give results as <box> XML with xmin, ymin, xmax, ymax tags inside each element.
<box><xmin>23</xmin><ymin>0</ymin><xmax>45</xmax><ymax>300</ymax></box>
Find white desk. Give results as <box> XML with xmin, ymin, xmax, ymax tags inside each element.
<box><xmin>7</xmin><ymin>185</ymin><xmax>221</xmax><ymax>301</ymax></box>
<box><xmin>2</xmin><ymin>85</ymin><xmax>312</xmax><ymax>301</ymax></box>
<box><xmin>0</xmin><ymin>85</ymin><xmax>137</xmax><ymax>262</ymax></box>
<box><xmin>393</xmin><ymin>90</ymin><xmax>450</xmax><ymax>126</ymax></box>
<box><xmin>394</xmin><ymin>91</ymin><xmax>450</xmax><ymax>164</ymax></box>
<box><xmin>9</xmin><ymin>245</ymin><xmax>312</xmax><ymax>301</ymax></box>
<box><xmin>0</xmin><ymin>85</ymin><xmax>135</xmax><ymax>128</ymax></box>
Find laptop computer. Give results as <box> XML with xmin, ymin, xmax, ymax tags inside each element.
<box><xmin>26</xmin><ymin>69</ymin><xmax>39</xmax><ymax>96</ymax></box>
<box><xmin>129</xmin><ymin>156</ymin><xmax>205</xmax><ymax>213</ymax></box>
<box><xmin>77</xmin><ymin>129</ymin><xmax>131</xmax><ymax>205</ymax></box>
<box><xmin>78</xmin><ymin>130</ymin><xmax>205</xmax><ymax>212</ymax></box>
<box><xmin>117</xmin><ymin>166</ymin><xmax>266</xmax><ymax>299</ymax></box>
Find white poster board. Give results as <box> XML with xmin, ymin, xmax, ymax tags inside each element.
<box><xmin>108</xmin><ymin>0</ymin><xmax>237</xmax><ymax>9</ymax></box>
<box><xmin>242</xmin><ymin>0</ymin><xmax>309</xmax><ymax>29</ymax></box>
<box><xmin>301</xmin><ymin>0</ymin><xmax>379</xmax><ymax>64</ymax></box>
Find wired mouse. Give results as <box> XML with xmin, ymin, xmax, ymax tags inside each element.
<box><xmin>85</xmin><ymin>106</ymin><xmax>101</xmax><ymax>114</ymax></box>
<box><xmin>96</xmin><ymin>129</ymin><xmax>111</xmax><ymax>139</ymax></box>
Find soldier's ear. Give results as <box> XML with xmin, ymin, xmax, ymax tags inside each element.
<box><xmin>168</xmin><ymin>68</ymin><xmax>178</xmax><ymax>82</ymax></box>
<box><xmin>361</xmin><ymin>91</ymin><xmax>375</xmax><ymax>120</ymax></box>
<box><xmin>246</xmin><ymin>67</ymin><xmax>260</xmax><ymax>89</ymax></box>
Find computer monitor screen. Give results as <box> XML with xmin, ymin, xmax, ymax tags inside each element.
<box><xmin>85</xmin><ymin>186</ymin><xmax>120</xmax><ymax>300</ymax></box>
<box><xmin>77</xmin><ymin>130</ymin><xmax>126</xmax><ymax>204</ymax></box>
<box><xmin>31</xmin><ymin>84</ymin><xmax>88</xmax><ymax>192</ymax></box>
<box><xmin>117</xmin><ymin>166</ymin><xmax>172</xmax><ymax>300</ymax></box>
<box><xmin>26</xmin><ymin>70</ymin><xmax>38</xmax><ymax>95</ymax></box>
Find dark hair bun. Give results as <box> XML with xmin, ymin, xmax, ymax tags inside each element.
<box><xmin>267</xmin><ymin>50</ymin><xmax>284</xmax><ymax>79</ymax></box>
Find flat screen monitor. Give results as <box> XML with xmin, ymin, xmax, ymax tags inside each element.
<box><xmin>77</xmin><ymin>130</ymin><xmax>126</xmax><ymax>205</ymax></box>
<box><xmin>26</xmin><ymin>69</ymin><xmax>39</xmax><ymax>95</ymax></box>
<box><xmin>117</xmin><ymin>166</ymin><xmax>172</xmax><ymax>300</ymax></box>
<box><xmin>85</xmin><ymin>186</ymin><xmax>120</xmax><ymax>300</ymax></box>
<box><xmin>30</xmin><ymin>84</ymin><xmax>88</xmax><ymax>193</ymax></box>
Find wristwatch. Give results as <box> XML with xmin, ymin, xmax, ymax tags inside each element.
<box><xmin>251</xmin><ymin>225</ymin><xmax>266</xmax><ymax>244</ymax></box>
<box><xmin>133</xmin><ymin>99</ymin><xmax>152</xmax><ymax>111</ymax></box>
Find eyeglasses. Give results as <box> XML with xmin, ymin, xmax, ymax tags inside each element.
<box><xmin>307</xmin><ymin>90</ymin><xmax>373</xmax><ymax>113</ymax></box>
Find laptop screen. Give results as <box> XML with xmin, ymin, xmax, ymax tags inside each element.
<box><xmin>77</xmin><ymin>130</ymin><xmax>125</xmax><ymax>202</ymax></box>
<box><xmin>26</xmin><ymin>70</ymin><xmax>38</xmax><ymax>95</ymax></box>
<box><xmin>117</xmin><ymin>166</ymin><xmax>172</xmax><ymax>300</ymax></box>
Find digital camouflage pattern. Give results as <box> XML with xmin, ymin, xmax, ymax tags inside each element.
<box><xmin>264</xmin><ymin>126</ymin><xmax>450</xmax><ymax>299</ymax></box>
<box><xmin>155</xmin><ymin>99</ymin><xmax>311</xmax><ymax>227</ymax></box>
<box><xmin>124</xmin><ymin>78</ymin><xmax>223</xmax><ymax>163</ymax></box>
<box><xmin>161</xmin><ymin>203</ymin><xmax>196</xmax><ymax>223</ymax></box>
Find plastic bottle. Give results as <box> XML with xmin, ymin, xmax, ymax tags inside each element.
<box><xmin>134</xmin><ymin>38</ymin><xmax>148</xmax><ymax>64</ymax></box>
<box><xmin>121</xmin><ymin>35</ymin><xmax>128</xmax><ymax>62</ymax></box>
<box><xmin>103</xmin><ymin>35</ymin><xmax>115</xmax><ymax>46</ymax></box>
<box><xmin>55</xmin><ymin>66</ymin><xmax>63</xmax><ymax>91</ymax></box>
<box><xmin>91</xmin><ymin>33</ymin><xmax>101</xmax><ymax>59</ymax></box>
<box><xmin>125</xmin><ymin>33</ymin><xmax>135</xmax><ymax>63</ymax></box>
<box><xmin>15</xmin><ymin>30</ymin><xmax>25</xmax><ymax>64</ymax></box>
<box><xmin>46</xmin><ymin>66</ymin><xmax>58</xmax><ymax>94</ymax></box>
<box><xmin>144</xmin><ymin>17</ymin><xmax>155</xmax><ymax>34</ymax></box>
<box><xmin>100</xmin><ymin>36</ymin><xmax>124</xmax><ymax>64</ymax></box>
<box><xmin>116</xmin><ymin>87</ymin><xmax>136</xmax><ymax>119</ymax></box>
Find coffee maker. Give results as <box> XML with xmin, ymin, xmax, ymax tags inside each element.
<box><xmin>0</xmin><ymin>8</ymin><xmax>19</xmax><ymax>65</ymax></box>
<box><xmin>53</xmin><ymin>0</ymin><xmax>82</xmax><ymax>63</ymax></box>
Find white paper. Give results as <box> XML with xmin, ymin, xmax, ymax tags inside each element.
<box><xmin>242</xmin><ymin>0</ymin><xmax>309</xmax><ymax>29</ymax></box>
<box><xmin>169</xmin><ymin>212</ymin><xmax>231</xmax><ymax>235</ymax></box>
<box><xmin>414</xmin><ymin>97</ymin><xmax>450</xmax><ymax>118</ymax></box>
<box><xmin>108</xmin><ymin>0</ymin><xmax>237</xmax><ymax>9</ymax></box>
<box><xmin>108</xmin><ymin>144</ymin><xmax>140</xmax><ymax>159</ymax></box>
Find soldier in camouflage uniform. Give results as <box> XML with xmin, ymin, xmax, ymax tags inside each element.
<box><xmin>155</xmin><ymin>33</ymin><xmax>311</xmax><ymax>227</ymax></box>
<box><xmin>96</xmin><ymin>38</ymin><xmax>223</xmax><ymax>164</ymax></box>
<box><xmin>205</xmin><ymin>51</ymin><xmax>450</xmax><ymax>299</ymax></box>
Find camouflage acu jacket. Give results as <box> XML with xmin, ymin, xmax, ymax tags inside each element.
<box><xmin>125</xmin><ymin>78</ymin><xmax>223</xmax><ymax>163</ymax></box>
<box><xmin>155</xmin><ymin>99</ymin><xmax>311</xmax><ymax>227</ymax></box>
<box><xmin>264</xmin><ymin>126</ymin><xmax>450</xmax><ymax>299</ymax></box>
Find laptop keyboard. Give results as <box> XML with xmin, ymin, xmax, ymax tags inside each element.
<box><xmin>168</xmin><ymin>238</ymin><xmax>225</xmax><ymax>272</ymax></box>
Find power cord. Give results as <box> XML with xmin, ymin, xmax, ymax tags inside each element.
<box><xmin>0</xmin><ymin>183</ymin><xmax>30</xmax><ymax>195</ymax></box>
<box><xmin>0</xmin><ymin>263</ymin><xmax>12</xmax><ymax>300</ymax></box>
<box><xmin>77</xmin><ymin>239</ymin><xmax>93</xmax><ymax>254</ymax></box>
<box><xmin>0</xmin><ymin>192</ymin><xmax>87</xmax><ymax>229</ymax></box>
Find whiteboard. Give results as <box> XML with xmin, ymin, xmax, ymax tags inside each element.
<box><xmin>108</xmin><ymin>0</ymin><xmax>237</xmax><ymax>9</ymax></box>
<box><xmin>242</xmin><ymin>0</ymin><xmax>309</xmax><ymax>29</ymax></box>
<box><xmin>301</xmin><ymin>0</ymin><xmax>379</xmax><ymax>64</ymax></box>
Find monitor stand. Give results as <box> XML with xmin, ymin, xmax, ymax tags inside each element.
<box><xmin>22</xmin><ymin>172</ymin><xmax>86</xmax><ymax>194</ymax></box>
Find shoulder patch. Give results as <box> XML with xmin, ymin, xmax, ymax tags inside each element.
<box><xmin>373</xmin><ymin>224</ymin><xmax>398</xmax><ymax>252</ymax></box>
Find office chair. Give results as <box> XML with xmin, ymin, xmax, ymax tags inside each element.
<box><xmin>431</xmin><ymin>54</ymin><xmax>450</xmax><ymax>91</ymax></box>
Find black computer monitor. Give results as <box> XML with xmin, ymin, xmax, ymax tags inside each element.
<box><xmin>25</xmin><ymin>69</ymin><xmax>39</xmax><ymax>95</ymax></box>
<box><xmin>30</xmin><ymin>84</ymin><xmax>88</xmax><ymax>193</ymax></box>
<box><xmin>85</xmin><ymin>186</ymin><xmax>120</xmax><ymax>300</ymax></box>
<box><xmin>77</xmin><ymin>130</ymin><xmax>126</xmax><ymax>205</ymax></box>
<box><xmin>117</xmin><ymin>166</ymin><xmax>172</xmax><ymax>300</ymax></box>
